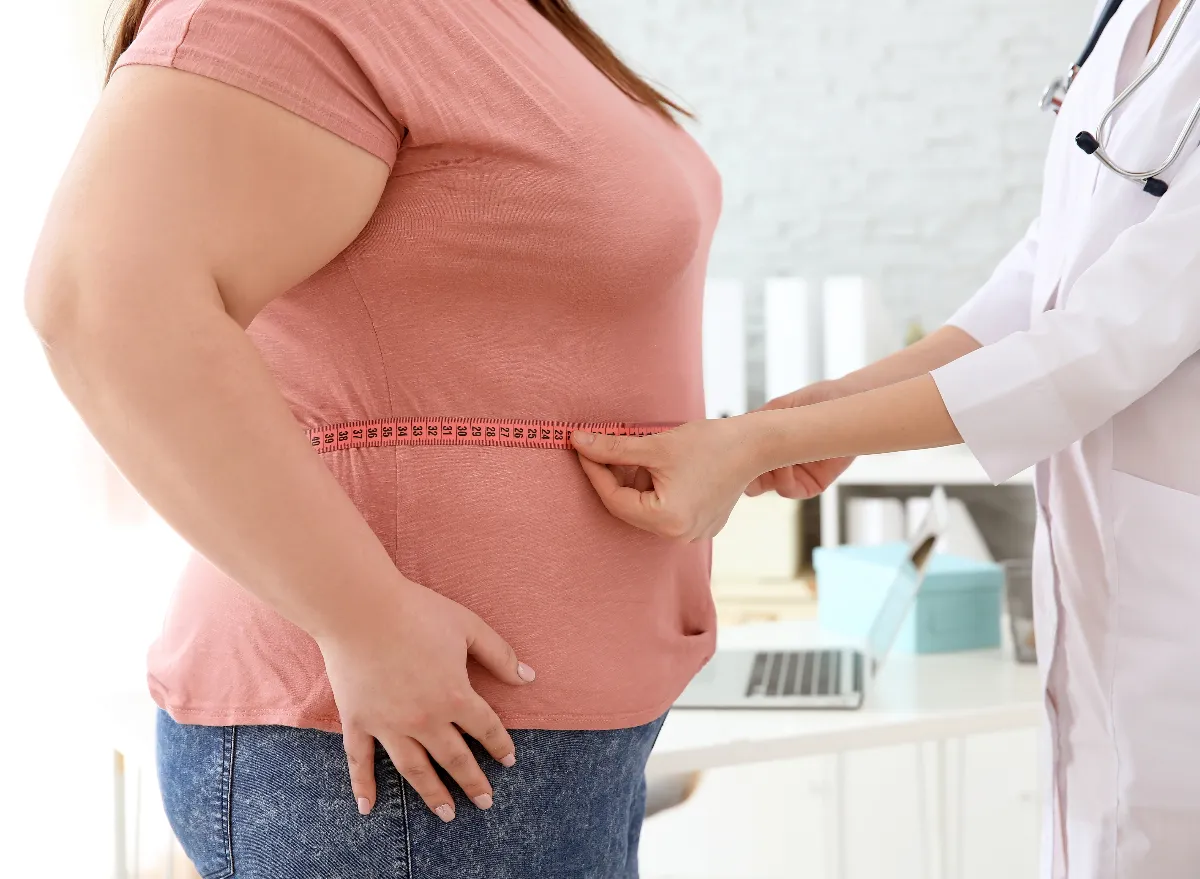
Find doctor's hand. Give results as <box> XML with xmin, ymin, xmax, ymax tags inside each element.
<box><xmin>572</xmin><ymin>418</ymin><xmax>764</xmax><ymax>541</ymax></box>
<box><xmin>744</xmin><ymin>379</ymin><xmax>856</xmax><ymax>499</ymax></box>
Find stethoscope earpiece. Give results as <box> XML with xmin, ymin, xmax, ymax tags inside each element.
<box><xmin>1047</xmin><ymin>0</ymin><xmax>1196</xmax><ymax>199</ymax></box>
<box><xmin>1076</xmin><ymin>130</ymin><xmax>1169</xmax><ymax>196</ymax></box>
<box><xmin>1143</xmin><ymin>177</ymin><xmax>1169</xmax><ymax>197</ymax></box>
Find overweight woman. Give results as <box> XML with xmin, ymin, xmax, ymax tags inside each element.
<box><xmin>574</xmin><ymin>2</ymin><xmax>1200</xmax><ymax>875</ymax></box>
<box><xmin>24</xmin><ymin>1</ymin><xmax>720</xmax><ymax>876</ymax></box>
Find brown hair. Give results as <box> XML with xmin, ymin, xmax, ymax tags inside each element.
<box><xmin>105</xmin><ymin>0</ymin><xmax>691</xmax><ymax>122</ymax></box>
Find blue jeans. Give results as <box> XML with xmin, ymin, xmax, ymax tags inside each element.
<box><xmin>156</xmin><ymin>709</ymin><xmax>667</xmax><ymax>878</ymax></box>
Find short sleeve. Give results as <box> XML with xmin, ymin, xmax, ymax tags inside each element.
<box><xmin>113</xmin><ymin>0</ymin><xmax>403</xmax><ymax>170</ymax></box>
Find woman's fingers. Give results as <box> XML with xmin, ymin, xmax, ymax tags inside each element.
<box><xmin>343</xmin><ymin>726</ymin><xmax>377</xmax><ymax>815</ymax></box>
<box><xmin>457</xmin><ymin>697</ymin><xmax>518</xmax><ymax>769</ymax></box>
<box><xmin>423</xmin><ymin>727</ymin><xmax>495</xmax><ymax>810</ymax></box>
<box><xmin>381</xmin><ymin>735</ymin><xmax>457</xmax><ymax>822</ymax></box>
<box><xmin>463</xmin><ymin>614</ymin><xmax>536</xmax><ymax>687</ymax></box>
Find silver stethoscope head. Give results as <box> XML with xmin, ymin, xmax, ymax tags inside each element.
<box><xmin>1041</xmin><ymin>0</ymin><xmax>1200</xmax><ymax>198</ymax></box>
<box><xmin>1039</xmin><ymin>66</ymin><xmax>1078</xmax><ymax>114</ymax></box>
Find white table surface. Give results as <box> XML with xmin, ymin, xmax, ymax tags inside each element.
<box><xmin>647</xmin><ymin>620</ymin><xmax>1043</xmax><ymax>779</ymax></box>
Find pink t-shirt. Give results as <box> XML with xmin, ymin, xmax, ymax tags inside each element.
<box><xmin>116</xmin><ymin>0</ymin><xmax>721</xmax><ymax>732</ymax></box>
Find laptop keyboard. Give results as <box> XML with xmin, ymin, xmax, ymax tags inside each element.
<box><xmin>745</xmin><ymin>650</ymin><xmax>863</xmax><ymax>698</ymax></box>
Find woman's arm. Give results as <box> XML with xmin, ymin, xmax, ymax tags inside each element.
<box><xmin>26</xmin><ymin>66</ymin><xmax>531</xmax><ymax>820</ymax></box>
<box><xmin>26</xmin><ymin>66</ymin><xmax>397</xmax><ymax>647</ymax></box>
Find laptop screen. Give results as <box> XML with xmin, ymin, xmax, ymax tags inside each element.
<box><xmin>863</xmin><ymin>488</ymin><xmax>947</xmax><ymax>672</ymax></box>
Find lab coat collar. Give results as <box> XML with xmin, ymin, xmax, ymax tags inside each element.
<box><xmin>1032</xmin><ymin>0</ymin><xmax>1162</xmax><ymax>316</ymax></box>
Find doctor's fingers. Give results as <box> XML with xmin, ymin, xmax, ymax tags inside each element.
<box><xmin>575</xmin><ymin>453</ymin><xmax>685</xmax><ymax>537</ymax></box>
<box><xmin>745</xmin><ymin>467</ymin><xmax>798</xmax><ymax>497</ymax></box>
<box><xmin>632</xmin><ymin>466</ymin><xmax>655</xmax><ymax>492</ymax></box>
<box><xmin>570</xmin><ymin>431</ymin><xmax>665</xmax><ymax>468</ymax></box>
<box><xmin>611</xmin><ymin>464</ymin><xmax>653</xmax><ymax>491</ymax></box>
<box><xmin>695</xmin><ymin>502</ymin><xmax>739</xmax><ymax>542</ymax></box>
<box><xmin>766</xmin><ymin>465</ymin><xmax>801</xmax><ymax>497</ymax></box>
<box><xmin>744</xmin><ymin>470</ymin><xmax>775</xmax><ymax>497</ymax></box>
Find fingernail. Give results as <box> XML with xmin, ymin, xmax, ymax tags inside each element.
<box><xmin>501</xmin><ymin>752</ymin><xmax>516</xmax><ymax>768</ymax></box>
<box><xmin>435</xmin><ymin>804</ymin><xmax>455</xmax><ymax>823</ymax></box>
<box><xmin>473</xmin><ymin>794</ymin><xmax>493</xmax><ymax>810</ymax></box>
<box><xmin>357</xmin><ymin>797</ymin><xmax>371</xmax><ymax>815</ymax></box>
<box><xmin>573</xmin><ymin>431</ymin><xmax>594</xmax><ymax>445</ymax></box>
<box><xmin>518</xmin><ymin>662</ymin><xmax>536</xmax><ymax>682</ymax></box>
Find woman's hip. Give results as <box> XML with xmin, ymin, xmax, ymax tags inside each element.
<box><xmin>156</xmin><ymin>708</ymin><xmax>666</xmax><ymax>879</ymax></box>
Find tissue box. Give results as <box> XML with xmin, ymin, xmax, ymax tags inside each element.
<box><xmin>814</xmin><ymin>543</ymin><xmax>1003</xmax><ymax>654</ymax></box>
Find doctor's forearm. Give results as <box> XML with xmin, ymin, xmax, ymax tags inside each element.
<box><xmin>745</xmin><ymin>374</ymin><xmax>963</xmax><ymax>472</ymax></box>
<box><xmin>835</xmin><ymin>326</ymin><xmax>980</xmax><ymax>394</ymax></box>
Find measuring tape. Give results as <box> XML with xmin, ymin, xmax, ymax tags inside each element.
<box><xmin>306</xmin><ymin>417</ymin><xmax>679</xmax><ymax>453</ymax></box>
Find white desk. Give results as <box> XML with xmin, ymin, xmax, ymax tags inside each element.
<box><xmin>648</xmin><ymin>621</ymin><xmax>1043</xmax><ymax>879</ymax></box>
<box><xmin>649</xmin><ymin>622</ymin><xmax>1040</xmax><ymax>778</ymax></box>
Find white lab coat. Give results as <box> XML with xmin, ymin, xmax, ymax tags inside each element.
<box><xmin>929</xmin><ymin>1</ymin><xmax>1200</xmax><ymax>876</ymax></box>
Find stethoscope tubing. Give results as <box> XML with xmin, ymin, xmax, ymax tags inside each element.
<box><xmin>1088</xmin><ymin>0</ymin><xmax>1200</xmax><ymax>183</ymax></box>
<box><xmin>1079</xmin><ymin>0</ymin><xmax>1130</xmax><ymax>69</ymax></box>
<box><xmin>1038</xmin><ymin>0</ymin><xmax>1127</xmax><ymax>113</ymax></box>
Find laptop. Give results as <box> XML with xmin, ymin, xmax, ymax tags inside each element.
<box><xmin>674</xmin><ymin>486</ymin><xmax>949</xmax><ymax>710</ymax></box>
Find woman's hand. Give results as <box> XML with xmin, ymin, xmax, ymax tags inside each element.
<box><xmin>744</xmin><ymin>379</ymin><xmax>857</xmax><ymax>499</ymax></box>
<box><xmin>572</xmin><ymin>418</ymin><xmax>764</xmax><ymax>541</ymax></box>
<box><xmin>317</xmin><ymin>580</ymin><xmax>536</xmax><ymax>822</ymax></box>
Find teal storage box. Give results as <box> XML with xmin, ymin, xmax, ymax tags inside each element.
<box><xmin>814</xmin><ymin>543</ymin><xmax>1003</xmax><ymax>654</ymax></box>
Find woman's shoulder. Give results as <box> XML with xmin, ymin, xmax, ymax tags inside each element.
<box><xmin>122</xmin><ymin>0</ymin><xmax>411</xmax><ymax>169</ymax></box>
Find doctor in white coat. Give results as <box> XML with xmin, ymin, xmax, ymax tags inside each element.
<box><xmin>571</xmin><ymin>0</ymin><xmax>1200</xmax><ymax>875</ymax></box>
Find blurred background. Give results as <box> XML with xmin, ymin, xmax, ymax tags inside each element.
<box><xmin>0</xmin><ymin>1</ymin><xmax>1091</xmax><ymax>876</ymax></box>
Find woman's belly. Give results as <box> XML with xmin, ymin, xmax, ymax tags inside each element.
<box><xmin>148</xmin><ymin>441</ymin><xmax>716</xmax><ymax>731</ymax></box>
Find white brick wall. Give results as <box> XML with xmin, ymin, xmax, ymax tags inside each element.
<box><xmin>576</xmin><ymin>0</ymin><xmax>1096</xmax><ymax>403</ymax></box>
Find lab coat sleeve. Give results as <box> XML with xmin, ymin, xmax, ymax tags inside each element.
<box><xmin>944</xmin><ymin>217</ymin><xmax>1041</xmax><ymax>346</ymax></box>
<box><xmin>931</xmin><ymin>150</ymin><xmax>1200</xmax><ymax>485</ymax></box>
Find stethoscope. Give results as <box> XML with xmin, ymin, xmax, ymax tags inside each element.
<box><xmin>1040</xmin><ymin>0</ymin><xmax>1200</xmax><ymax>197</ymax></box>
